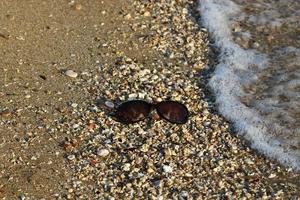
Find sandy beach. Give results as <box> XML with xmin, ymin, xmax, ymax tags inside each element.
<box><xmin>0</xmin><ymin>0</ymin><xmax>299</xmax><ymax>199</ymax></box>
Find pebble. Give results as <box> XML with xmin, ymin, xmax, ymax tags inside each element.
<box><xmin>19</xmin><ymin>194</ymin><xmax>25</xmax><ymax>200</ymax></box>
<box><xmin>245</xmin><ymin>158</ymin><xmax>254</xmax><ymax>165</ymax></box>
<box><xmin>153</xmin><ymin>180</ymin><xmax>161</xmax><ymax>186</ymax></box>
<box><xmin>97</xmin><ymin>149</ymin><xmax>110</xmax><ymax>157</ymax></box>
<box><xmin>73</xmin><ymin>180</ymin><xmax>82</xmax><ymax>187</ymax></box>
<box><xmin>163</xmin><ymin>165</ymin><xmax>173</xmax><ymax>173</ymax></box>
<box><xmin>104</xmin><ymin>101</ymin><xmax>114</xmax><ymax>108</ymax></box>
<box><xmin>138</xmin><ymin>92</ymin><xmax>146</xmax><ymax>99</ymax></box>
<box><xmin>124</xmin><ymin>13</ymin><xmax>132</xmax><ymax>20</ymax></box>
<box><xmin>180</xmin><ymin>191</ymin><xmax>189</xmax><ymax>198</ymax></box>
<box><xmin>147</xmin><ymin>167</ymin><xmax>155</xmax><ymax>173</ymax></box>
<box><xmin>151</xmin><ymin>75</ymin><xmax>159</xmax><ymax>80</ymax></box>
<box><xmin>72</xmin><ymin>124</ymin><xmax>79</xmax><ymax>129</ymax></box>
<box><xmin>268</xmin><ymin>174</ymin><xmax>277</xmax><ymax>178</ymax></box>
<box><xmin>71</xmin><ymin>103</ymin><xmax>78</xmax><ymax>108</ymax></box>
<box><xmin>74</xmin><ymin>4</ymin><xmax>82</xmax><ymax>11</ymax></box>
<box><xmin>128</xmin><ymin>93</ymin><xmax>137</xmax><ymax>99</ymax></box>
<box><xmin>87</xmin><ymin>122</ymin><xmax>95</xmax><ymax>130</ymax></box>
<box><xmin>65</xmin><ymin>70</ymin><xmax>78</xmax><ymax>78</ymax></box>
<box><xmin>157</xmin><ymin>196</ymin><xmax>163</xmax><ymax>200</ymax></box>
<box><xmin>31</xmin><ymin>156</ymin><xmax>37</xmax><ymax>160</ymax></box>
<box><xmin>185</xmin><ymin>173</ymin><xmax>193</xmax><ymax>177</ymax></box>
<box><xmin>67</xmin><ymin>155</ymin><xmax>76</xmax><ymax>161</ymax></box>
<box><xmin>0</xmin><ymin>109</ymin><xmax>11</xmax><ymax>117</ymax></box>
<box><xmin>123</xmin><ymin>163</ymin><xmax>131</xmax><ymax>171</ymax></box>
<box><xmin>143</xmin><ymin>11</ymin><xmax>151</xmax><ymax>17</ymax></box>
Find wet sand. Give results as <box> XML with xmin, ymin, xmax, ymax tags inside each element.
<box><xmin>0</xmin><ymin>0</ymin><xmax>299</xmax><ymax>199</ymax></box>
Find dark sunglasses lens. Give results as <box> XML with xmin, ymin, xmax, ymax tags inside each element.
<box><xmin>156</xmin><ymin>101</ymin><xmax>189</xmax><ymax>124</ymax></box>
<box><xmin>115</xmin><ymin>100</ymin><xmax>151</xmax><ymax>123</ymax></box>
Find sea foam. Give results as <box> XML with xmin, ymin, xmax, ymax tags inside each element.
<box><xmin>198</xmin><ymin>0</ymin><xmax>300</xmax><ymax>169</ymax></box>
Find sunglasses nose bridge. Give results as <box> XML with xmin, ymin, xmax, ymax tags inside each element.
<box><xmin>150</xmin><ymin>103</ymin><xmax>156</xmax><ymax>110</ymax></box>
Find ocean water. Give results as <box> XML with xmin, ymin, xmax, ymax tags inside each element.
<box><xmin>198</xmin><ymin>0</ymin><xmax>300</xmax><ymax>169</ymax></box>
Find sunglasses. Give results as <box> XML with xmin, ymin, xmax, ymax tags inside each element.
<box><xmin>112</xmin><ymin>100</ymin><xmax>189</xmax><ymax>124</ymax></box>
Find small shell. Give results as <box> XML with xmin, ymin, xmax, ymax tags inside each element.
<box><xmin>97</xmin><ymin>149</ymin><xmax>110</xmax><ymax>157</ymax></box>
<box><xmin>65</xmin><ymin>70</ymin><xmax>78</xmax><ymax>78</ymax></box>
<box><xmin>104</xmin><ymin>101</ymin><xmax>114</xmax><ymax>108</ymax></box>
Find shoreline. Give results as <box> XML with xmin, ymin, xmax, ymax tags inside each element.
<box><xmin>0</xmin><ymin>0</ymin><xmax>299</xmax><ymax>199</ymax></box>
<box><xmin>199</xmin><ymin>0</ymin><xmax>300</xmax><ymax>171</ymax></box>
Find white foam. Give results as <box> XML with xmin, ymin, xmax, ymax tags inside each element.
<box><xmin>198</xmin><ymin>0</ymin><xmax>300</xmax><ymax>169</ymax></box>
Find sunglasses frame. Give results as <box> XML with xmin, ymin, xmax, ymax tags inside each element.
<box><xmin>112</xmin><ymin>99</ymin><xmax>189</xmax><ymax>124</ymax></box>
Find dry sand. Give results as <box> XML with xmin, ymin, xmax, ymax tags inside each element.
<box><xmin>0</xmin><ymin>0</ymin><xmax>299</xmax><ymax>199</ymax></box>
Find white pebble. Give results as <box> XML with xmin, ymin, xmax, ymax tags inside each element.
<box><xmin>163</xmin><ymin>165</ymin><xmax>173</xmax><ymax>173</ymax></box>
<box><xmin>73</xmin><ymin>180</ymin><xmax>82</xmax><ymax>187</ymax></box>
<box><xmin>71</xmin><ymin>103</ymin><xmax>78</xmax><ymax>108</ymax></box>
<box><xmin>65</xmin><ymin>70</ymin><xmax>78</xmax><ymax>78</ymax></box>
<box><xmin>97</xmin><ymin>148</ymin><xmax>110</xmax><ymax>157</ymax></box>
<box><xmin>19</xmin><ymin>194</ymin><xmax>25</xmax><ymax>200</ymax></box>
<box><xmin>138</xmin><ymin>93</ymin><xmax>146</xmax><ymax>99</ymax></box>
<box><xmin>180</xmin><ymin>191</ymin><xmax>189</xmax><ymax>198</ymax></box>
<box><xmin>105</xmin><ymin>101</ymin><xmax>114</xmax><ymax>108</ymax></box>
<box><xmin>123</xmin><ymin>163</ymin><xmax>131</xmax><ymax>171</ymax></box>
<box><xmin>67</xmin><ymin>154</ymin><xmax>75</xmax><ymax>160</ymax></box>
<box><xmin>128</xmin><ymin>93</ymin><xmax>137</xmax><ymax>99</ymax></box>
<box><xmin>124</xmin><ymin>13</ymin><xmax>132</xmax><ymax>20</ymax></box>
<box><xmin>185</xmin><ymin>173</ymin><xmax>193</xmax><ymax>177</ymax></box>
<box><xmin>245</xmin><ymin>158</ymin><xmax>254</xmax><ymax>165</ymax></box>
<box><xmin>139</xmin><ymin>69</ymin><xmax>150</xmax><ymax>76</ymax></box>
<box><xmin>72</xmin><ymin>124</ymin><xmax>79</xmax><ymax>129</ymax></box>
<box><xmin>31</xmin><ymin>156</ymin><xmax>37</xmax><ymax>160</ymax></box>
<box><xmin>268</xmin><ymin>174</ymin><xmax>276</xmax><ymax>178</ymax></box>
<box><xmin>157</xmin><ymin>97</ymin><xmax>163</xmax><ymax>102</ymax></box>
<box><xmin>151</xmin><ymin>75</ymin><xmax>159</xmax><ymax>80</ymax></box>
